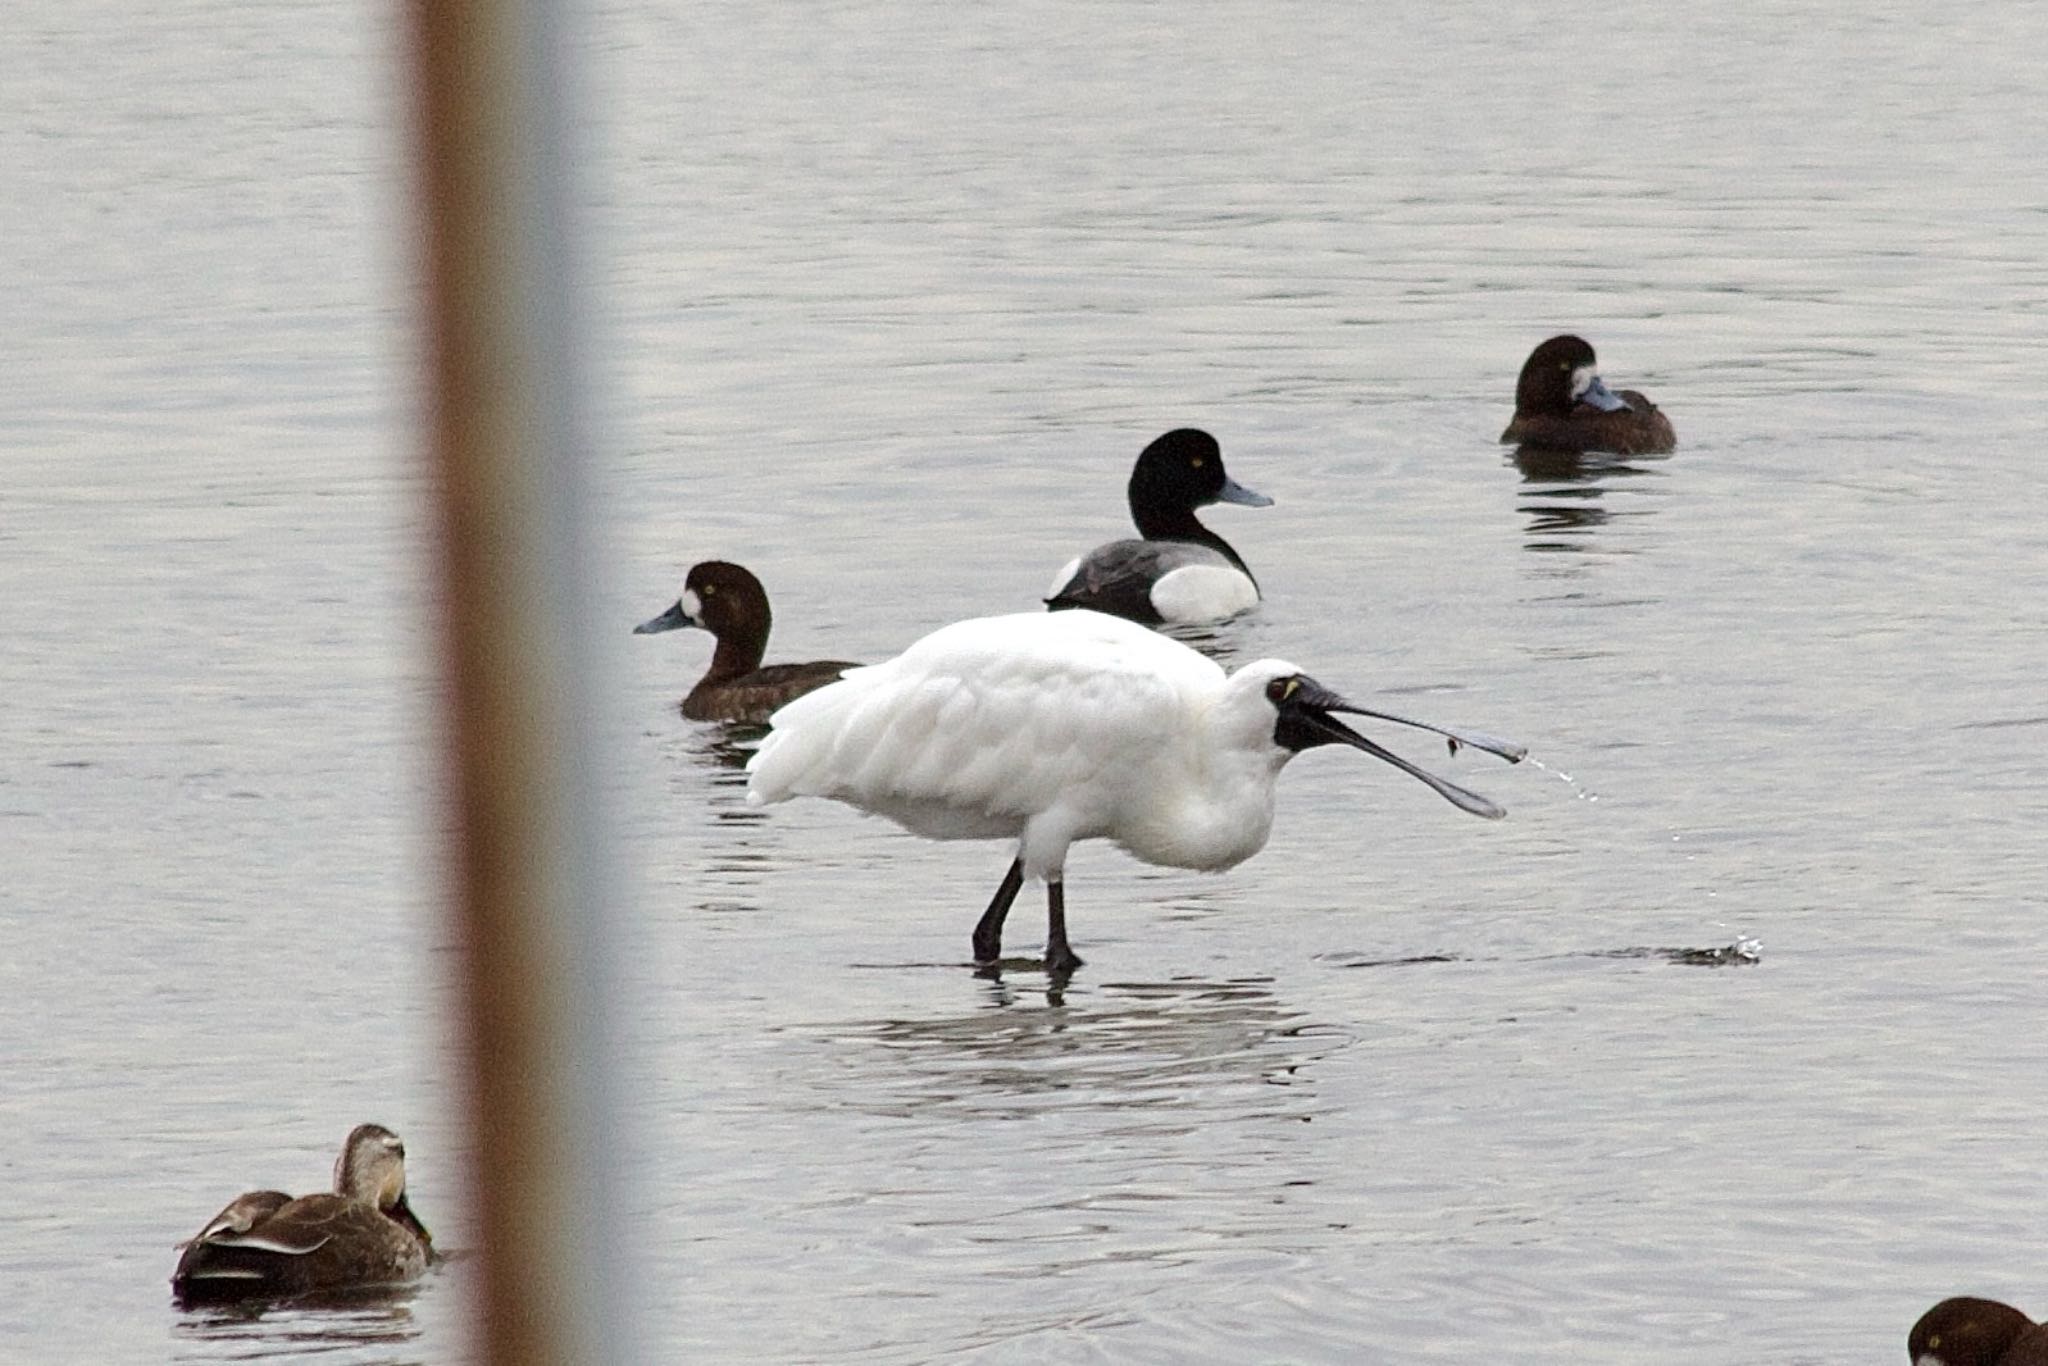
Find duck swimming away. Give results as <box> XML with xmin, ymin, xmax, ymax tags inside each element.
<box><xmin>171</xmin><ymin>1123</ymin><xmax>432</xmax><ymax>1305</ymax></box>
<box><xmin>747</xmin><ymin>610</ymin><xmax>1523</xmax><ymax>974</ymax></box>
<box><xmin>637</xmin><ymin>560</ymin><xmax>859</xmax><ymax>724</ymax></box>
<box><xmin>1500</xmin><ymin>334</ymin><xmax>1677</xmax><ymax>456</ymax></box>
<box><xmin>1045</xmin><ymin>428</ymin><xmax>1272</xmax><ymax>626</ymax></box>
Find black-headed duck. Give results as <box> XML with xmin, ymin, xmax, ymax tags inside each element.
<box><xmin>1045</xmin><ymin>428</ymin><xmax>1272</xmax><ymax>626</ymax></box>
<box><xmin>171</xmin><ymin>1123</ymin><xmax>432</xmax><ymax>1305</ymax></box>
<box><xmin>1501</xmin><ymin>334</ymin><xmax>1676</xmax><ymax>456</ymax></box>
<box><xmin>1911</xmin><ymin>1298</ymin><xmax>2048</xmax><ymax>1366</ymax></box>
<box><xmin>636</xmin><ymin>560</ymin><xmax>858</xmax><ymax>725</ymax></box>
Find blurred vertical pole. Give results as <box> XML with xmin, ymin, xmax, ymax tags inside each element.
<box><xmin>404</xmin><ymin>0</ymin><xmax>632</xmax><ymax>1361</ymax></box>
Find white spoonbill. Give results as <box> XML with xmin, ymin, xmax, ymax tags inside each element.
<box><xmin>746</xmin><ymin>610</ymin><xmax>1523</xmax><ymax>974</ymax></box>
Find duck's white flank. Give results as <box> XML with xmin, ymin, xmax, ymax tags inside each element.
<box><xmin>1148</xmin><ymin>561</ymin><xmax>1259</xmax><ymax>623</ymax></box>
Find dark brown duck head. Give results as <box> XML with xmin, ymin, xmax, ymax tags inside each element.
<box><xmin>1513</xmin><ymin>334</ymin><xmax>1627</xmax><ymax>416</ymax></box>
<box><xmin>637</xmin><ymin>560</ymin><xmax>858</xmax><ymax>724</ymax></box>
<box><xmin>637</xmin><ymin>560</ymin><xmax>773</xmax><ymax>671</ymax></box>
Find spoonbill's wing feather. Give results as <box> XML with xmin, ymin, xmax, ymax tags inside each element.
<box><xmin>749</xmin><ymin>612</ymin><xmax>1221</xmax><ymax>825</ymax></box>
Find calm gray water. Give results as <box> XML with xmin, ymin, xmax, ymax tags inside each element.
<box><xmin>6</xmin><ymin>0</ymin><xmax>2046</xmax><ymax>1361</ymax></box>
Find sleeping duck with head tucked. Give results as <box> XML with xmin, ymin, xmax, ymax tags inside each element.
<box><xmin>171</xmin><ymin>1124</ymin><xmax>433</xmax><ymax>1305</ymax></box>
<box><xmin>1501</xmin><ymin>334</ymin><xmax>1676</xmax><ymax>456</ymax></box>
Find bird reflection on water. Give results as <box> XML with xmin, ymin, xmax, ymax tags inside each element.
<box><xmin>170</xmin><ymin>1278</ymin><xmax>429</xmax><ymax>1362</ymax></box>
<box><xmin>782</xmin><ymin>974</ymin><xmax>1348</xmax><ymax>1124</ymax></box>
<box><xmin>1510</xmin><ymin>445</ymin><xmax>1671</xmax><ymax>556</ymax></box>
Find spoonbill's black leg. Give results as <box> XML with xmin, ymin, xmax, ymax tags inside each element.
<box><xmin>972</xmin><ymin>858</ymin><xmax>1025</xmax><ymax>967</ymax></box>
<box><xmin>1044</xmin><ymin>876</ymin><xmax>1083</xmax><ymax>975</ymax></box>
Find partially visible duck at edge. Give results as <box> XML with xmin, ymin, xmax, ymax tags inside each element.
<box><xmin>1911</xmin><ymin>1297</ymin><xmax>2048</xmax><ymax>1366</ymax></box>
<box><xmin>636</xmin><ymin>560</ymin><xmax>859</xmax><ymax>725</ymax></box>
<box><xmin>1045</xmin><ymin>427</ymin><xmax>1273</xmax><ymax>626</ymax></box>
<box><xmin>171</xmin><ymin>1123</ymin><xmax>433</xmax><ymax>1306</ymax></box>
<box><xmin>1500</xmin><ymin>334</ymin><xmax>1676</xmax><ymax>456</ymax></box>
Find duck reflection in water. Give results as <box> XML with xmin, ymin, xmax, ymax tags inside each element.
<box><xmin>1511</xmin><ymin>443</ymin><xmax>1670</xmax><ymax>556</ymax></box>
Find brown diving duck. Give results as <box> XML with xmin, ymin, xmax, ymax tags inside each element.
<box><xmin>636</xmin><ymin>560</ymin><xmax>859</xmax><ymax>724</ymax></box>
<box><xmin>1500</xmin><ymin>334</ymin><xmax>1676</xmax><ymax>456</ymax></box>
<box><xmin>1911</xmin><ymin>1298</ymin><xmax>2048</xmax><ymax>1366</ymax></box>
<box><xmin>171</xmin><ymin>1123</ymin><xmax>432</xmax><ymax>1305</ymax></box>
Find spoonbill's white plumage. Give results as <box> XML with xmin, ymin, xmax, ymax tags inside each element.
<box><xmin>1044</xmin><ymin>428</ymin><xmax>1272</xmax><ymax>625</ymax></box>
<box><xmin>747</xmin><ymin>610</ymin><xmax>1523</xmax><ymax>974</ymax></box>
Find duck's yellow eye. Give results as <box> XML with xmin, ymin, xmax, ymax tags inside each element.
<box><xmin>701</xmin><ymin>583</ymin><xmax>717</xmax><ymax>596</ymax></box>
<box><xmin>1190</xmin><ymin>456</ymin><xmax>1204</xmax><ymax>468</ymax></box>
